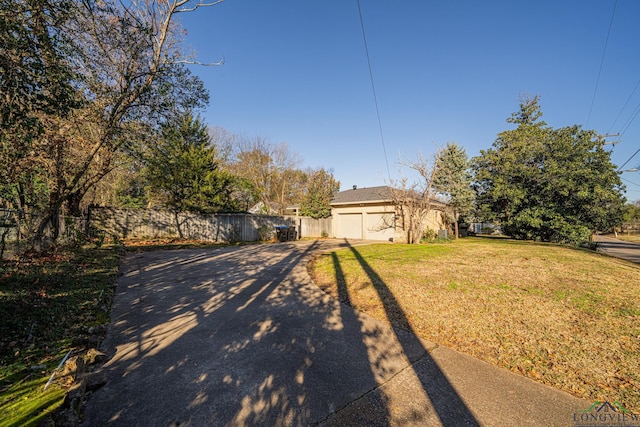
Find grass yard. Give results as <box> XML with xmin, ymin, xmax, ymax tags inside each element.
<box><xmin>608</xmin><ymin>232</ymin><xmax>640</xmax><ymax>243</ymax></box>
<box><xmin>0</xmin><ymin>245</ymin><xmax>121</xmax><ymax>426</ymax></box>
<box><xmin>310</xmin><ymin>237</ymin><xmax>640</xmax><ymax>412</ymax></box>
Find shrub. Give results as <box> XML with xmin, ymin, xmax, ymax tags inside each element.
<box><xmin>257</xmin><ymin>224</ymin><xmax>274</xmax><ymax>241</ymax></box>
<box><xmin>422</xmin><ymin>229</ymin><xmax>436</xmax><ymax>242</ymax></box>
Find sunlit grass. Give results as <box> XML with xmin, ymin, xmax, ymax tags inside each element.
<box><xmin>0</xmin><ymin>363</ymin><xmax>66</xmax><ymax>427</ymax></box>
<box><xmin>607</xmin><ymin>232</ymin><xmax>640</xmax><ymax>243</ymax></box>
<box><xmin>310</xmin><ymin>237</ymin><xmax>640</xmax><ymax>412</ymax></box>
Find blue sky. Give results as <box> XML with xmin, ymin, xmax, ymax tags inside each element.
<box><xmin>178</xmin><ymin>0</ymin><xmax>640</xmax><ymax>202</ymax></box>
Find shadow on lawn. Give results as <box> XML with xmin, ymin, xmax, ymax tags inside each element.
<box><xmin>340</xmin><ymin>243</ymin><xmax>480</xmax><ymax>426</ymax></box>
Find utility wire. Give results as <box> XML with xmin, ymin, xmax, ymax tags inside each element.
<box><xmin>586</xmin><ymin>0</ymin><xmax>617</xmax><ymax>127</ymax></box>
<box><xmin>617</xmin><ymin>147</ymin><xmax>640</xmax><ymax>171</ymax></box>
<box><xmin>356</xmin><ymin>0</ymin><xmax>392</xmax><ymax>182</ymax></box>
<box><xmin>618</xmin><ymin>102</ymin><xmax>640</xmax><ymax>137</ymax></box>
<box><xmin>621</xmin><ymin>177</ymin><xmax>640</xmax><ymax>188</ymax></box>
<box><xmin>606</xmin><ymin>77</ymin><xmax>640</xmax><ymax>135</ymax></box>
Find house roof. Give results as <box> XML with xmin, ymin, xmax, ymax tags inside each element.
<box><xmin>331</xmin><ymin>186</ymin><xmax>393</xmax><ymax>205</ymax></box>
<box><xmin>331</xmin><ymin>185</ymin><xmax>448</xmax><ymax>209</ymax></box>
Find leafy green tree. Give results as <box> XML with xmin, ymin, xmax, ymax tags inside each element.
<box><xmin>0</xmin><ymin>0</ymin><xmax>78</xmax><ymax>157</ymax></box>
<box><xmin>112</xmin><ymin>162</ymin><xmax>149</xmax><ymax>209</ymax></box>
<box><xmin>472</xmin><ymin>97</ymin><xmax>625</xmax><ymax>244</ymax></box>
<box><xmin>144</xmin><ymin>114</ymin><xmax>235</xmax><ymax>226</ymax></box>
<box><xmin>299</xmin><ymin>168</ymin><xmax>340</xmax><ymax>218</ymax></box>
<box><xmin>434</xmin><ymin>142</ymin><xmax>475</xmax><ymax>238</ymax></box>
<box><xmin>623</xmin><ymin>202</ymin><xmax>640</xmax><ymax>223</ymax></box>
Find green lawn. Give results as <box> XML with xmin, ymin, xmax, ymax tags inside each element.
<box><xmin>310</xmin><ymin>237</ymin><xmax>640</xmax><ymax>413</ymax></box>
<box><xmin>0</xmin><ymin>245</ymin><xmax>121</xmax><ymax>426</ymax></box>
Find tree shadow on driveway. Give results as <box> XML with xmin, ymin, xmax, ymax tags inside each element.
<box><xmin>83</xmin><ymin>240</ymin><xmax>431</xmax><ymax>426</ymax></box>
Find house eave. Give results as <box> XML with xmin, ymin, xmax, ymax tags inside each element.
<box><xmin>330</xmin><ymin>199</ymin><xmax>393</xmax><ymax>207</ymax></box>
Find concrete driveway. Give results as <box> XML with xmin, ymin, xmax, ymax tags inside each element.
<box><xmin>82</xmin><ymin>239</ymin><xmax>587</xmax><ymax>426</ymax></box>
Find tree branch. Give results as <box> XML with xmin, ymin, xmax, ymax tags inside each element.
<box><xmin>174</xmin><ymin>58</ymin><xmax>224</xmax><ymax>66</ymax></box>
<box><xmin>175</xmin><ymin>0</ymin><xmax>224</xmax><ymax>13</ymax></box>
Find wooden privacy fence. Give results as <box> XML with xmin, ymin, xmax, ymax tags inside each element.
<box><xmin>89</xmin><ymin>207</ymin><xmax>332</xmax><ymax>242</ymax></box>
<box><xmin>286</xmin><ymin>216</ymin><xmax>332</xmax><ymax>239</ymax></box>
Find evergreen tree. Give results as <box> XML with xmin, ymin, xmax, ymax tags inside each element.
<box><xmin>144</xmin><ymin>114</ymin><xmax>236</xmax><ymax>236</ymax></box>
<box><xmin>299</xmin><ymin>169</ymin><xmax>340</xmax><ymax>219</ymax></box>
<box><xmin>472</xmin><ymin>96</ymin><xmax>625</xmax><ymax>244</ymax></box>
<box><xmin>434</xmin><ymin>142</ymin><xmax>474</xmax><ymax>238</ymax></box>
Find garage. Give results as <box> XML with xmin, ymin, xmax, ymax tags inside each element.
<box><xmin>366</xmin><ymin>213</ymin><xmax>395</xmax><ymax>241</ymax></box>
<box><xmin>331</xmin><ymin>185</ymin><xmax>446</xmax><ymax>243</ymax></box>
<box><xmin>337</xmin><ymin>213</ymin><xmax>363</xmax><ymax>239</ymax></box>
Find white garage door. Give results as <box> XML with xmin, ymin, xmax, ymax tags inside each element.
<box><xmin>366</xmin><ymin>213</ymin><xmax>395</xmax><ymax>241</ymax></box>
<box><xmin>338</xmin><ymin>214</ymin><xmax>363</xmax><ymax>239</ymax></box>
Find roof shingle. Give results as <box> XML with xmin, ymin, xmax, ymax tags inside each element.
<box><xmin>331</xmin><ymin>186</ymin><xmax>393</xmax><ymax>205</ymax></box>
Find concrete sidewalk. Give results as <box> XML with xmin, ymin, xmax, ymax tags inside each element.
<box><xmin>82</xmin><ymin>240</ymin><xmax>588</xmax><ymax>426</ymax></box>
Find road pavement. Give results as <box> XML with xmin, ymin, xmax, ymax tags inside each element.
<box><xmin>593</xmin><ymin>234</ymin><xmax>640</xmax><ymax>264</ymax></box>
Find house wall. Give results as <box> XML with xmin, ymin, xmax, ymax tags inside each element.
<box><xmin>331</xmin><ymin>203</ymin><xmax>397</xmax><ymax>241</ymax></box>
<box><xmin>425</xmin><ymin>208</ymin><xmax>447</xmax><ymax>233</ymax></box>
<box><xmin>393</xmin><ymin>208</ymin><xmax>447</xmax><ymax>243</ymax></box>
<box><xmin>332</xmin><ymin>203</ymin><xmax>446</xmax><ymax>243</ymax></box>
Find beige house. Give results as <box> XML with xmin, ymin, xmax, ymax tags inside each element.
<box><xmin>330</xmin><ymin>185</ymin><xmax>447</xmax><ymax>242</ymax></box>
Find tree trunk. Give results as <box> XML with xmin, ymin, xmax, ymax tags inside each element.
<box><xmin>32</xmin><ymin>195</ymin><xmax>65</xmax><ymax>251</ymax></box>
<box><xmin>0</xmin><ymin>227</ymin><xmax>9</xmax><ymax>260</ymax></box>
<box><xmin>33</xmin><ymin>211</ymin><xmax>55</xmax><ymax>252</ymax></box>
<box><xmin>174</xmin><ymin>210</ymin><xmax>183</xmax><ymax>239</ymax></box>
<box><xmin>66</xmin><ymin>191</ymin><xmax>84</xmax><ymax>217</ymax></box>
<box><xmin>454</xmin><ymin>210</ymin><xmax>459</xmax><ymax>239</ymax></box>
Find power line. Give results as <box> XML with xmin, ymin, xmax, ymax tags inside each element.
<box><xmin>619</xmin><ymin>102</ymin><xmax>640</xmax><ymax>137</ymax></box>
<box><xmin>586</xmin><ymin>0</ymin><xmax>617</xmax><ymax>127</ymax></box>
<box><xmin>617</xmin><ymin>147</ymin><xmax>640</xmax><ymax>171</ymax></box>
<box><xmin>606</xmin><ymin>77</ymin><xmax>640</xmax><ymax>135</ymax></box>
<box><xmin>356</xmin><ymin>0</ymin><xmax>391</xmax><ymax>182</ymax></box>
<box><xmin>621</xmin><ymin>177</ymin><xmax>640</xmax><ymax>188</ymax></box>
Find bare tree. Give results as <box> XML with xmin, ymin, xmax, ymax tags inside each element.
<box><xmin>209</xmin><ymin>126</ymin><xmax>238</xmax><ymax>166</ymax></box>
<box><xmin>270</xmin><ymin>144</ymin><xmax>305</xmax><ymax>214</ymax></box>
<box><xmin>16</xmin><ymin>0</ymin><xmax>221</xmax><ymax>250</ymax></box>
<box><xmin>231</xmin><ymin>138</ymin><xmax>303</xmax><ymax>214</ymax></box>
<box><xmin>388</xmin><ymin>151</ymin><xmax>441</xmax><ymax>244</ymax></box>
